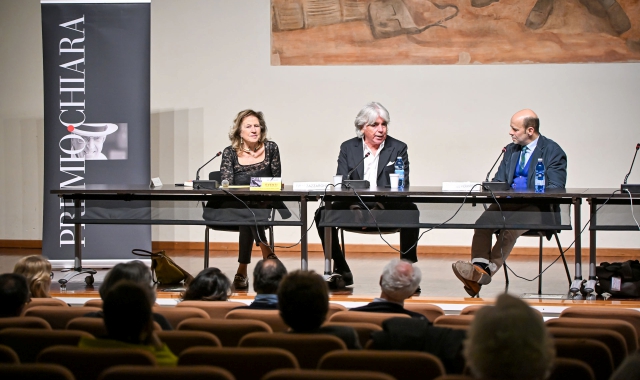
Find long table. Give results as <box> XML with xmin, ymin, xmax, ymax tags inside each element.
<box><xmin>53</xmin><ymin>185</ymin><xmax>637</xmax><ymax>297</ymax></box>
<box><xmin>315</xmin><ymin>186</ymin><xmax>588</xmax><ymax>296</ymax></box>
<box><xmin>52</xmin><ymin>185</ymin><xmax>309</xmax><ymax>286</ymax></box>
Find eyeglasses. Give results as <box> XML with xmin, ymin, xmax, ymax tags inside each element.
<box><xmin>366</xmin><ymin>122</ymin><xmax>387</xmax><ymax>129</ymax></box>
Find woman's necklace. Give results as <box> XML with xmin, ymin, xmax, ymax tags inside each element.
<box><xmin>241</xmin><ymin>142</ymin><xmax>262</xmax><ymax>157</ymax></box>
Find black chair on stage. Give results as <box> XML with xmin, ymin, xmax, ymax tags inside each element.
<box><xmin>203</xmin><ymin>171</ymin><xmax>274</xmax><ymax>269</ymax></box>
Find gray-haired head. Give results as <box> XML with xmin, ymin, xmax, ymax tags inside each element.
<box><xmin>380</xmin><ymin>258</ymin><xmax>421</xmax><ymax>300</ymax></box>
<box><xmin>354</xmin><ymin>102</ymin><xmax>390</xmax><ymax>138</ymax></box>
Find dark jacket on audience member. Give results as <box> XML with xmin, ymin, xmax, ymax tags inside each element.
<box><xmin>371</xmin><ymin>317</ymin><xmax>466</xmax><ymax>374</ymax></box>
<box><xmin>350</xmin><ymin>300</ymin><xmax>426</xmax><ymax>320</ymax></box>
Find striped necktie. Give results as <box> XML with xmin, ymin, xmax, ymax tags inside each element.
<box><xmin>519</xmin><ymin>146</ymin><xmax>528</xmax><ymax>170</ymax></box>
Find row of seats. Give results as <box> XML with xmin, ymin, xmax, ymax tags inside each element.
<box><xmin>0</xmin><ymin>341</ymin><xmax>599</xmax><ymax>380</ymax></box>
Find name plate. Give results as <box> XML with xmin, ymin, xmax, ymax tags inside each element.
<box><xmin>292</xmin><ymin>182</ymin><xmax>331</xmax><ymax>191</ymax></box>
<box><xmin>442</xmin><ymin>182</ymin><xmax>481</xmax><ymax>192</ymax></box>
<box><xmin>250</xmin><ymin>177</ymin><xmax>282</xmax><ymax>191</ymax></box>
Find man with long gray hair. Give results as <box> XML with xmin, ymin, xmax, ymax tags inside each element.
<box><xmin>314</xmin><ymin>102</ymin><xmax>419</xmax><ymax>287</ymax></box>
<box><xmin>350</xmin><ymin>259</ymin><xmax>424</xmax><ymax>319</ymax></box>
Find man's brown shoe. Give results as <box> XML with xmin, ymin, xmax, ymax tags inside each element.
<box><xmin>452</xmin><ymin>261</ymin><xmax>491</xmax><ymax>297</ymax></box>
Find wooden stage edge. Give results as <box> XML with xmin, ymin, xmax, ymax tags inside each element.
<box><xmin>2</xmin><ymin>240</ymin><xmax>639</xmax><ymax>258</ymax></box>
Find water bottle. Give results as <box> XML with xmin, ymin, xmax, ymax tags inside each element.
<box><xmin>535</xmin><ymin>158</ymin><xmax>545</xmax><ymax>193</ymax></box>
<box><xmin>394</xmin><ymin>156</ymin><xmax>405</xmax><ymax>189</ymax></box>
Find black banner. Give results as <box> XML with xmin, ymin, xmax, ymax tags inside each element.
<box><xmin>42</xmin><ymin>1</ymin><xmax>151</xmax><ymax>260</ymax></box>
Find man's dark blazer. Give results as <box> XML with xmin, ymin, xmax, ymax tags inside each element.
<box><xmin>492</xmin><ymin>135</ymin><xmax>567</xmax><ymax>190</ymax></box>
<box><xmin>350</xmin><ymin>301</ymin><xmax>426</xmax><ymax>320</ymax></box>
<box><xmin>337</xmin><ymin>136</ymin><xmax>410</xmax><ymax>187</ymax></box>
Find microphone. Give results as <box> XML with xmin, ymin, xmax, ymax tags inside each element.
<box><xmin>482</xmin><ymin>146</ymin><xmax>510</xmax><ymax>191</ymax></box>
<box><xmin>485</xmin><ymin>146</ymin><xmax>507</xmax><ymax>182</ymax></box>
<box><xmin>194</xmin><ymin>151</ymin><xmax>222</xmax><ymax>190</ymax></box>
<box><xmin>346</xmin><ymin>152</ymin><xmax>370</xmax><ymax>179</ymax></box>
<box><xmin>344</xmin><ymin>152</ymin><xmax>371</xmax><ymax>189</ymax></box>
<box><xmin>621</xmin><ymin>143</ymin><xmax>640</xmax><ymax>193</ymax></box>
<box><xmin>195</xmin><ymin>151</ymin><xmax>222</xmax><ymax>181</ymax></box>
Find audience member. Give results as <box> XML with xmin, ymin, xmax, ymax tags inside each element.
<box><xmin>181</xmin><ymin>267</ymin><xmax>231</xmax><ymax>301</ymax></box>
<box><xmin>278</xmin><ymin>270</ymin><xmax>360</xmax><ymax>349</ymax></box>
<box><xmin>610</xmin><ymin>352</ymin><xmax>640</xmax><ymax>380</ymax></box>
<box><xmin>350</xmin><ymin>258</ymin><xmax>424</xmax><ymax>319</ymax></box>
<box><xmin>464</xmin><ymin>293</ymin><xmax>554</xmax><ymax>380</ymax></box>
<box><xmin>86</xmin><ymin>261</ymin><xmax>172</xmax><ymax>330</ymax></box>
<box><xmin>78</xmin><ymin>280</ymin><xmax>177</xmax><ymax>366</ymax></box>
<box><xmin>0</xmin><ymin>273</ymin><xmax>30</xmax><ymax>317</ymax></box>
<box><xmin>13</xmin><ymin>255</ymin><xmax>52</xmax><ymax>298</ymax></box>
<box><xmin>241</xmin><ymin>259</ymin><xmax>287</xmax><ymax>309</ymax></box>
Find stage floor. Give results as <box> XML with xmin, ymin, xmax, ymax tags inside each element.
<box><xmin>2</xmin><ymin>248</ymin><xmax>639</xmax><ymax>316</ymax></box>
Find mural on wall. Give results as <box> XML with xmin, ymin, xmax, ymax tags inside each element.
<box><xmin>271</xmin><ymin>0</ymin><xmax>640</xmax><ymax>65</ymax></box>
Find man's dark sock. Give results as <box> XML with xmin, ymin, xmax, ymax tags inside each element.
<box><xmin>474</xmin><ymin>262</ymin><xmax>490</xmax><ymax>274</ymax></box>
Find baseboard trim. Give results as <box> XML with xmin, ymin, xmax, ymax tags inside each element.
<box><xmin>3</xmin><ymin>239</ymin><xmax>638</xmax><ymax>258</ymax></box>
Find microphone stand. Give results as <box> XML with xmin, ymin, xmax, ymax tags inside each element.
<box><xmin>344</xmin><ymin>152</ymin><xmax>371</xmax><ymax>189</ymax></box>
<box><xmin>194</xmin><ymin>151</ymin><xmax>222</xmax><ymax>190</ymax></box>
<box><xmin>482</xmin><ymin>146</ymin><xmax>509</xmax><ymax>191</ymax></box>
<box><xmin>621</xmin><ymin>143</ymin><xmax>640</xmax><ymax>193</ymax></box>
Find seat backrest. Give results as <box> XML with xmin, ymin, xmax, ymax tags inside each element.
<box><xmin>548</xmin><ymin>357</ymin><xmax>596</xmax><ymax>380</ymax></box>
<box><xmin>155</xmin><ymin>330</ymin><xmax>221</xmax><ymax>355</ymax></box>
<box><xmin>322</xmin><ymin>321</ymin><xmax>381</xmax><ymax>348</ymax></box>
<box><xmin>225</xmin><ymin>308</ymin><xmax>289</xmax><ymax>332</ymax></box>
<box><xmin>404</xmin><ymin>303</ymin><xmax>445</xmax><ymax>322</ymax></box>
<box><xmin>553</xmin><ymin>338</ymin><xmax>613</xmax><ymax>380</ymax></box>
<box><xmin>546</xmin><ymin>317</ymin><xmax>638</xmax><ymax>353</ymax></box>
<box><xmin>0</xmin><ymin>363</ymin><xmax>75</xmax><ymax>380</ymax></box>
<box><xmin>177</xmin><ymin>317</ymin><xmax>272</xmax><ymax>347</ymax></box>
<box><xmin>67</xmin><ymin>317</ymin><xmax>108</xmax><ymax>337</ymax></box>
<box><xmin>0</xmin><ymin>344</ymin><xmax>19</xmax><ymax>364</ymax></box>
<box><xmin>433</xmin><ymin>314</ymin><xmax>475</xmax><ymax>327</ymax></box>
<box><xmin>328</xmin><ymin>311</ymin><xmax>410</xmax><ymax>327</ymax></box>
<box><xmin>547</xmin><ymin>326</ymin><xmax>627</xmax><ymax>368</ymax></box>
<box><xmin>24</xmin><ymin>306</ymin><xmax>102</xmax><ymax>329</ymax></box>
<box><xmin>560</xmin><ymin>307</ymin><xmax>640</xmax><ymax>346</ymax></box>
<box><xmin>239</xmin><ymin>332</ymin><xmax>346</xmax><ymax>369</ymax></box>
<box><xmin>152</xmin><ymin>306</ymin><xmax>209</xmax><ymax>329</ymax></box>
<box><xmin>0</xmin><ymin>316</ymin><xmax>51</xmax><ymax>330</ymax></box>
<box><xmin>319</xmin><ymin>349</ymin><xmax>445</xmax><ymax>380</ymax></box>
<box><xmin>84</xmin><ymin>299</ymin><xmax>103</xmax><ymax>308</ymax></box>
<box><xmin>38</xmin><ymin>346</ymin><xmax>156</xmax><ymax>380</ymax></box>
<box><xmin>327</xmin><ymin>303</ymin><xmax>347</xmax><ymax>319</ymax></box>
<box><xmin>459</xmin><ymin>305</ymin><xmax>484</xmax><ymax>315</ymax></box>
<box><xmin>263</xmin><ymin>368</ymin><xmax>397</xmax><ymax>380</ymax></box>
<box><xmin>179</xmin><ymin>346</ymin><xmax>298</xmax><ymax>380</ymax></box>
<box><xmin>98</xmin><ymin>365</ymin><xmax>235</xmax><ymax>380</ymax></box>
<box><xmin>176</xmin><ymin>300</ymin><xmax>246</xmax><ymax>319</ymax></box>
<box><xmin>433</xmin><ymin>376</ymin><xmax>475</xmax><ymax>380</ymax></box>
<box><xmin>22</xmin><ymin>298</ymin><xmax>69</xmax><ymax>313</ymax></box>
<box><xmin>0</xmin><ymin>327</ymin><xmax>92</xmax><ymax>363</ymax></box>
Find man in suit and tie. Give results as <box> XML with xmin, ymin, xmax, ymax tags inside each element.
<box><xmin>315</xmin><ymin>102</ymin><xmax>419</xmax><ymax>286</ymax></box>
<box><xmin>452</xmin><ymin>109</ymin><xmax>567</xmax><ymax>297</ymax></box>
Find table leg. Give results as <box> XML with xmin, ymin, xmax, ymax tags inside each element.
<box><xmin>570</xmin><ymin>197</ymin><xmax>584</xmax><ymax>295</ymax></box>
<box><xmin>324</xmin><ymin>200</ymin><xmax>332</xmax><ymax>276</ymax></box>
<box><xmin>58</xmin><ymin>198</ymin><xmax>96</xmax><ymax>287</ymax></box>
<box><xmin>301</xmin><ymin>196</ymin><xmax>308</xmax><ymax>271</ymax></box>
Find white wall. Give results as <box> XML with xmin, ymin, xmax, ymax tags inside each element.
<box><xmin>2</xmin><ymin>0</ymin><xmax>639</xmax><ymax>249</ymax></box>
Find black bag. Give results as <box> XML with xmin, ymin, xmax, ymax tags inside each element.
<box><xmin>595</xmin><ymin>260</ymin><xmax>640</xmax><ymax>298</ymax></box>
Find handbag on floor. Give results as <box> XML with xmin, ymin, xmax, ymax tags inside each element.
<box><xmin>132</xmin><ymin>249</ymin><xmax>194</xmax><ymax>285</ymax></box>
<box><xmin>595</xmin><ymin>260</ymin><xmax>640</xmax><ymax>298</ymax></box>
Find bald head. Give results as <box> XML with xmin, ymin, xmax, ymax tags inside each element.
<box><xmin>253</xmin><ymin>259</ymin><xmax>287</xmax><ymax>294</ymax></box>
<box><xmin>509</xmin><ymin>109</ymin><xmax>540</xmax><ymax>146</ymax></box>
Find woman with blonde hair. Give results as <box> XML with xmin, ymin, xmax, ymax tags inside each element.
<box><xmin>203</xmin><ymin>109</ymin><xmax>284</xmax><ymax>290</ymax></box>
<box><xmin>13</xmin><ymin>255</ymin><xmax>52</xmax><ymax>298</ymax></box>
